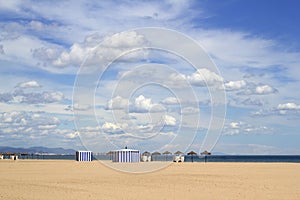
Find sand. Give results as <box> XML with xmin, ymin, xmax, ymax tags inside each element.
<box><xmin>0</xmin><ymin>160</ymin><xmax>299</xmax><ymax>200</ymax></box>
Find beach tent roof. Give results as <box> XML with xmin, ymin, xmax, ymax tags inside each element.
<box><xmin>187</xmin><ymin>151</ymin><xmax>197</xmax><ymax>155</ymax></box>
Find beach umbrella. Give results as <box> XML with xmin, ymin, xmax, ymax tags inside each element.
<box><xmin>200</xmin><ymin>150</ymin><xmax>211</xmax><ymax>155</ymax></box>
<box><xmin>187</xmin><ymin>151</ymin><xmax>197</xmax><ymax>162</ymax></box>
<box><xmin>187</xmin><ymin>151</ymin><xmax>197</xmax><ymax>155</ymax></box>
<box><xmin>174</xmin><ymin>151</ymin><xmax>183</xmax><ymax>155</ymax></box>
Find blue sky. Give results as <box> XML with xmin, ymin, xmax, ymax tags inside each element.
<box><xmin>0</xmin><ymin>0</ymin><xmax>299</xmax><ymax>154</ymax></box>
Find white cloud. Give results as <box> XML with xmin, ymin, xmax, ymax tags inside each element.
<box><xmin>161</xmin><ymin>97</ymin><xmax>178</xmax><ymax>105</ymax></box>
<box><xmin>181</xmin><ymin>106</ymin><xmax>199</xmax><ymax>114</ymax></box>
<box><xmin>252</xmin><ymin>102</ymin><xmax>300</xmax><ymax>116</ymax></box>
<box><xmin>101</xmin><ymin>122</ymin><xmax>126</xmax><ymax>134</ymax></box>
<box><xmin>277</xmin><ymin>102</ymin><xmax>300</xmax><ymax>110</ymax></box>
<box><xmin>106</xmin><ymin>96</ymin><xmax>129</xmax><ymax>110</ymax></box>
<box><xmin>0</xmin><ymin>82</ymin><xmax>65</xmax><ymax>104</ymax></box>
<box><xmin>224</xmin><ymin>80</ymin><xmax>246</xmax><ymax>91</ymax></box>
<box><xmin>131</xmin><ymin>95</ymin><xmax>165</xmax><ymax>113</ymax></box>
<box><xmin>51</xmin><ymin>31</ymin><xmax>148</xmax><ymax>68</ymax></box>
<box><xmin>163</xmin><ymin>114</ymin><xmax>176</xmax><ymax>126</ymax></box>
<box><xmin>17</xmin><ymin>80</ymin><xmax>41</xmax><ymax>88</ymax></box>
<box><xmin>237</xmin><ymin>83</ymin><xmax>277</xmax><ymax>95</ymax></box>
<box><xmin>223</xmin><ymin>121</ymin><xmax>272</xmax><ymax>136</ymax></box>
<box><xmin>0</xmin><ymin>111</ymin><xmax>62</xmax><ymax>136</ymax></box>
<box><xmin>255</xmin><ymin>85</ymin><xmax>277</xmax><ymax>95</ymax></box>
<box><xmin>168</xmin><ymin>68</ymin><xmax>224</xmax><ymax>88</ymax></box>
<box><xmin>188</xmin><ymin>68</ymin><xmax>224</xmax><ymax>86</ymax></box>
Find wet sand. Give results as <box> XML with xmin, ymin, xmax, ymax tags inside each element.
<box><xmin>0</xmin><ymin>160</ymin><xmax>299</xmax><ymax>200</ymax></box>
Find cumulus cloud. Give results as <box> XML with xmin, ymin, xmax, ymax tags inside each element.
<box><xmin>188</xmin><ymin>68</ymin><xmax>224</xmax><ymax>86</ymax></box>
<box><xmin>224</xmin><ymin>80</ymin><xmax>247</xmax><ymax>91</ymax></box>
<box><xmin>255</xmin><ymin>85</ymin><xmax>277</xmax><ymax>95</ymax></box>
<box><xmin>0</xmin><ymin>82</ymin><xmax>65</xmax><ymax>104</ymax></box>
<box><xmin>130</xmin><ymin>95</ymin><xmax>165</xmax><ymax>113</ymax></box>
<box><xmin>277</xmin><ymin>102</ymin><xmax>300</xmax><ymax>110</ymax></box>
<box><xmin>169</xmin><ymin>68</ymin><xmax>224</xmax><ymax>88</ymax></box>
<box><xmin>106</xmin><ymin>96</ymin><xmax>129</xmax><ymax>110</ymax></box>
<box><xmin>49</xmin><ymin>31</ymin><xmax>148</xmax><ymax>68</ymax></box>
<box><xmin>11</xmin><ymin>89</ymin><xmax>64</xmax><ymax>104</ymax></box>
<box><xmin>0</xmin><ymin>111</ymin><xmax>59</xmax><ymax>136</ymax></box>
<box><xmin>163</xmin><ymin>115</ymin><xmax>176</xmax><ymax>126</ymax></box>
<box><xmin>237</xmin><ymin>83</ymin><xmax>277</xmax><ymax>95</ymax></box>
<box><xmin>101</xmin><ymin>122</ymin><xmax>126</xmax><ymax>134</ymax></box>
<box><xmin>0</xmin><ymin>111</ymin><xmax>79</xmax><ymax>147</ymax></box>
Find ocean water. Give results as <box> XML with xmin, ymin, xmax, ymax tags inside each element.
<box><xmin>11</xmin><ymin>154</ymin><xmax>300</xmax><ymax>163</ymax></box>
<box><xmin>183</xmin><ymin>155</ymin><xmax>300</xmax><ymax>163</ymax></box>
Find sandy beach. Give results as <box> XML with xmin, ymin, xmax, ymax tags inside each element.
<box><xmin>0</xmin><ymin>160</ymin><xmax>299</xmax><ymax>200</ymax></box>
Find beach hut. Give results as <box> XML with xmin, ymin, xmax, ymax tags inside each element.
<box><xmin>151</xmin><ymin>151</ymin><xmax>161</xmax><ymax>161</ymax></box>
<box><xmin>173</xmin><ymin>151</ymin><xmax>184</xmax><ymax>162</ymax></box>
<box><xmin>141</xmin><ymin>151</ymin><xmax>151</xmax><ymax>162</ymax></box>
<box><xmin>10</xmin><ymin>154</ymin><xmax>18</xmax><ymax>160</ymax></box>
<box><xmin>76</xmin><ymin>151</ymin><xmax>93</xmax><ymax>162</ymax></box>
<box><xmin>162</xmin><ymin>151</ymin><xmax>172</xmax><ymax>161</ymax></box>
<box><xmin>111</xmin><ymin>148</ymin><xmax>140</xmax><ymax>163</ymax></box>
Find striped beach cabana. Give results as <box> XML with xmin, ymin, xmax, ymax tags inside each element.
<box><xmin>76</xmin><ymin>151</ymin><xmax>93</xmax><ymax>161</ymax></box>
<box><xmin>111</xmin><ymin>148</ymin><xmax>140</xmax><ymax>163</ymax></box>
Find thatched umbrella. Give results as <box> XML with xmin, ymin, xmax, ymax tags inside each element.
<box><xmin>200</xmin><ymin>150</ymin><xmax>211</xmax><ymax>155</ymax></box>
<box><xmin>187</xmin><ymin>151</ymin><xmax>197</xmax><ymax>162</ymax></box>
<box><xmin>174</xmin><ymin>151</ymin><xmax>183</xmax><ymax>155</ymax></box>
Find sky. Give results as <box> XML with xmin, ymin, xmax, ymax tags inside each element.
<box><xmin>0</xmin><ymin>0</ymin><xmax>300</xmax><ymax>155</ymax></box>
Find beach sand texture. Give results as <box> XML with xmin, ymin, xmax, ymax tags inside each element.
<box><xmin>0</xmin><ymin>160</ymin><xmax>299</xmax><ymax>200</ymax></box>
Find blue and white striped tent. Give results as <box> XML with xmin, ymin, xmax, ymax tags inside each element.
<box><xmin>76</xmin><ymin>151</ymin><xmax>93</xmax><ymax>161</ymax></box>
<box><xmin>112</xmin><ymin>149</ymin><xmax>140</xmax><ymax>163</ymax></box>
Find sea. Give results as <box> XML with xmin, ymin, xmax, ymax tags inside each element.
<box><xmin>8</xmin><ymin>154</ymin><xmax>300</xmax><ymax>163</ymax></box>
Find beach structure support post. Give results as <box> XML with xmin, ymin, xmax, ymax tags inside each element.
<box><xmin>111</xmin><ymin>149</ymin><xmax>140</xmax><ymax>163</ymax></box>
<box><xmin>76</xmin><ymin>151</ymin><xmax>93</xmax><ymax>162</ymax></box>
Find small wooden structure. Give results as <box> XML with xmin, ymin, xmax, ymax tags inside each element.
<box><xmin>76</xmin><ymin>151</ymin><xmax>93</xmax><ymax>161</ymax></box>
<box><xmin>111</xmin><ymin>148</ymin><xmax>140</xmax><ymax>163</ymax></box>
<box><xmin>141</xmin><ymin>151</ymin><xmax>151</xmax><ymax>162</ymax></box>
<box><xmin>10</xmin><ymin>154</ymin><xmax>18</xmax><ymax>160</ymax></box>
